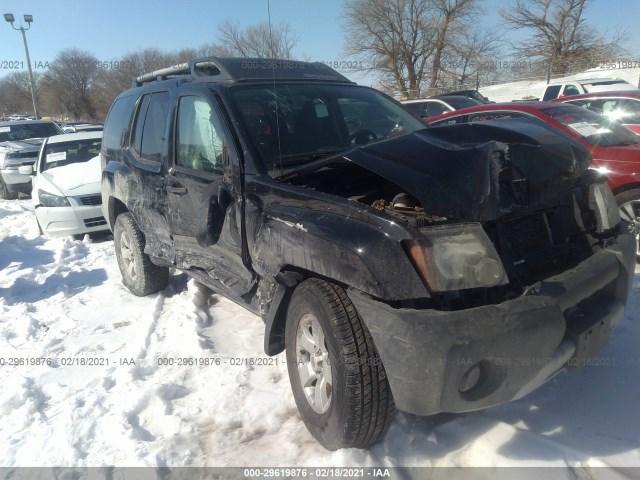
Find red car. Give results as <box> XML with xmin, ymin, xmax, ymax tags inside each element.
<box><xmin>554</xmin><ymin>90</ymin><xmax>640</xmax><ymax>134</ymax></box>
<box><xmin>428</xmin><ymin>101</ymin><xmax>640</xmax><ymax>259</ymax></box>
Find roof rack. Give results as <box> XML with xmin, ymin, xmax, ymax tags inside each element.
<box><xmin>134</xmin><ymin>63</ymin><xmax>191</xmax><ymax>86</ymax></box>
<box><xmin>134</xmin><ymin>57</ymin><xmax>354</xmax><ymax>87</ymax></box>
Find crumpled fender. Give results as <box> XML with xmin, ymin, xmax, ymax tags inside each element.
<box><xmin>250</xmin><ymin>205</ymin><xmax>427</xmax><ymax>301</ymax></box>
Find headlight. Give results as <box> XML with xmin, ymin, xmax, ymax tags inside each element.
<box><xmin>403</xmin><ymin>223</ymin><xmax>508</xmax><ymax>292</ymax></box>
<box><xmin>38</xmin><ymin>189</ymin><xmax>70</xmax><ymax>207</ymax></box>
<box><xmin>3</xmin><ymin>152</ymin><xmax>23</xmax><ymax>168</ymax></box>
<box><xmin>588</xmin><ymin>183</ymin><xmax>620</xmax><ymax>233</ymax></box>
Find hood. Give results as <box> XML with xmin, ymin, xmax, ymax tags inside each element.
<box><xmin>40</xmin><ymin>156</ymin><xmax>102</xmax><ymax>197</ymax></box>
<box><xmin>343</xmin><ymin>119</ymin><xmax>592</xmax><ymax>222</ymax></box>
<box><xmin>0</xmin><ymin>138</ymin><xmax>44</xmax><ymax>152</ymax></box>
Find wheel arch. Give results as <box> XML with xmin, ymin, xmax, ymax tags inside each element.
<box><xmin>263</xmin><ymin>266</ymin><xmax>351</xmax><ymax>356</ymax></box>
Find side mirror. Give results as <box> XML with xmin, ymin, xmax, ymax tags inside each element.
<box><xmin>18</xmin><ymin>165</ymin><xmax>34</xmax><ymax>175</ymax></box>
<box><xmin>62</xmin><ymin>126</ymin><xmax>76</xmax><ymax>133</ymax></box>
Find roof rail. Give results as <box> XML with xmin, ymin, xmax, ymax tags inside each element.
<box><xmin>134</xmin><ymin>63</ymin><xmax>191</xmax><ymax>86</ymax></box>
<box><xmin>134</xmin><ymin>57</ymin><xmax>354</xmax><ymax>87</ymax></box>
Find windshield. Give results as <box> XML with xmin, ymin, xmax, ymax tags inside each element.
<box><xmin>41</xmin><ymin>138</ymin><xmax>102</xmax><ymax>172</ymax></box>
<box><xmin>0</xmin><ymin>122</ymin><xmax>63</xmax><ymax>142</ymax></box>
<box><xmin>540</xmin><ymin>105</ymin><xmax>639</xmax><ymax>147</ymax></box>
<box><xmin>231</xmin><ymin>84</ymin><xmax>425</xmax><ymax>175</ymax></box>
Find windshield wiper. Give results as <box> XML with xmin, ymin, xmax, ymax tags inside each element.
<box><xmin>274</xmin><ymin>150</ymin><xmax>347</xmax><ymax>181</ymax></box>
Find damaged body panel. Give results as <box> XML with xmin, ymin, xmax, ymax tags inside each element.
<box><xmin>101</xmin><ymin>57</ymin><xmax>637</xmax><ymax>450</ymax></box>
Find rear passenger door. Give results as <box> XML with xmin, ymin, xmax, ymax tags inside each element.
<box><xmin>165</xmin><ymin>90</ymin><xmax>254</xmax><ymax>295</ymax></box>
<box><xmin>125</xmin><ymin>90</ymin><xmax>173</xmax><ymax>253</ymax></box>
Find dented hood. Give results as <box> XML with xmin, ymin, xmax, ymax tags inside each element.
<box><xmin>343</xmin><ymin>119</ymin><xmax>592</xmax><ymax>221</ymax></box>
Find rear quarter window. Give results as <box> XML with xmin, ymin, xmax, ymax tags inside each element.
<box><xmin>103</xmin><ymin>95</ymin><xmax>137</xmax><ymax>149</ymax></box>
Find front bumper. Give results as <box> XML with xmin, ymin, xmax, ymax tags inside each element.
<box><xmin>348</xmin><ymin>228</ymin><xmax>637</xmax><ymax>416</ymax></box>
<box><xmin>35</xmin><ymin>203</ymin><xmax>108</xmax><ymax>238</ymax></box>
<box><xmin>1</xmin><ymin>168</ymin><xmax>32</xmax><ymax>193</ymax></box>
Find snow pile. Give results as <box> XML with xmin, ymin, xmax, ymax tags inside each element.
<box><xmin>1</xmin><ymin>198</ymin><xmax>639</xmax><ymax>471</ymax></box>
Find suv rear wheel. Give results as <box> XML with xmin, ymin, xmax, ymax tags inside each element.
<box><xmin>285</xmin><ymin>278</ymin><xmax>395</xmax><ymax>450</ymax></box>
<box><xmin>113</xmin><ymin>212</ymin><xmax>169</xmax><ymax>296</ymax></box>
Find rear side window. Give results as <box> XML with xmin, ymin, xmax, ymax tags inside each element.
<box><xmin>562</xmin><ymin>85</ymin><xmax>580</xmax><ymax>96</ymax></box>
<box><xmin>103</xmin><ymin>95</ymin><xmax>136</xmax><ymax>149</ymax></box>
<box><xmin>131</xmin><ymin>91</ymin><xmax>170</xmax><ymax>164</ymax></box>
<box><xmin>543</xmin><ymin>85</ymin><xmax>562</xmax><ymax>101</ymax></box>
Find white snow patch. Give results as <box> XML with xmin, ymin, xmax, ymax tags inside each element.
<box><xmin>0</xmin><ymin>198</ymin><xmax>639</xmax><ymax>471</ymax></box>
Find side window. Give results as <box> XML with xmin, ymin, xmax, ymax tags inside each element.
<box><xmin>425</xmin><ymin>102</ymin><xmax>450</xmax><ymax>118</ymax></box>
<box><xmin>175</xmin><ymin>95</ymin><xmax>225</xmax><ymax>174</ymax></box>
<box><xmin>131</xmin><ymin>94</ymin><xmax>150</xmax><ymax>157</ymax></box>
<box><xmin>140</xmin><ymin>92</ymin><xmax>170</xmax><ymax>163</ymax></box>
<box><xmin>543</xmin><ymin>85</ymin><xmax>562</xmax><ymax>101</ymax></box>
<box><xmin>130</xmin><ymin>92</ymin><xmax>170</xmax><ymax>163</ymax></box>
<box><xmin>402</xmin><ymin>103</ymin><xmax>423</xmax><ymax>117</ymax></box>
<box><xmin>619</xmin><ymin>99</ymin><xmax>640</xmax><ymax>123</ymax></box>
<box><xmin>103</xmin><ymin>95</ymin><xmax>136</xmax><ymax>149</ymax></box>
<box><xmin>562</xmin><ymin>85</ymin><xmax>580</xmax><ymax>97</ymax></box>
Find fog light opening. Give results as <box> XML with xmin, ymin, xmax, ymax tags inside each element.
<box><xmin>459</xmin><ymin>362</ymin><xmax>482</xmax><ymax>393</ymax></box>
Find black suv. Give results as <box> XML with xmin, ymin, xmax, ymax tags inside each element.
<box><xmin>101</xmin><ymin>58</ymin><xmax>636</xmax><ymax>450</ymax></box>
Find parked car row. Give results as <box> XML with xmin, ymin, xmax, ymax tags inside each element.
<box><xmin>0</xmin><ymin>119</ymin><xmax>108</xmax><ymax>238</ymax></box>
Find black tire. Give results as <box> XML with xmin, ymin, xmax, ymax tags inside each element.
<box><xmin>0</xmin><ymin>177</ymin><xmax>18</xmax><ymax>200</ymax></box>
<box><xmin>72</xmin><ymin>234</ymin><xmax>85</xmax><ymax>241</ymax></box>
<box><xmin>285</xmin><ymin>278</ymin><xmax>395</xmax><ymax>450</ymax></box>
<box><xmin>615</xmin><ymin>188</ymin><xmax>640</xmax><ymax>263</ymax></box>
<box><xmin>113</xmin><ymin>212</ymin><xmax>169</xmax><ymax>296</ymax></box>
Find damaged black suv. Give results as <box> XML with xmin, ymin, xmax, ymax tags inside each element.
<box><xmin>101</xmin><ymin>58</ymin><xmax>636</xmax><ymax>450</ymax></box>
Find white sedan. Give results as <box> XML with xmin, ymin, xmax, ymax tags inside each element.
<box><xmin>19</xmin><ymin>131</ymin><xmax>108</xmax><ymax>239</ymax></box>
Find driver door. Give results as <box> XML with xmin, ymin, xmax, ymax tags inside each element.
<box><xmin>165</xmin><ymin>91</ymin><xmax>254</xmax><ymax>296</ymax></box>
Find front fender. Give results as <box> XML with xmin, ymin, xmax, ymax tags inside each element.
<box><xmin>251</xmin><ymin>205</ymin><xmax>427</xmax><ymax>301</ymax></box>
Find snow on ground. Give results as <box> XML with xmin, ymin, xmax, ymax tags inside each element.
<box><xmin>1</xmin><ymin>198</ymin><xmax>639</xmax><ymax>471</ymax></box>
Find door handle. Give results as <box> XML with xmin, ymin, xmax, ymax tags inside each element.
<box><xmin>166</xmin><ymin>185</ymin><xmax>187</xmax><ymax>195</ymax></box>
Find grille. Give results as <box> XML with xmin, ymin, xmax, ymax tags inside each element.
<box><xmin>80</xmin><ymin>195</ymin><xmax>102</xmax><ymax>206</ymax></box>
<box><xmin>502</xmin><ymin>213</ymin><xmax>551</xmax><ymax>257</ymax></box>
<box><xmin>84</xmin><ymin>216</ymin><xmax>107</xmax><ymax>227</ymax></box>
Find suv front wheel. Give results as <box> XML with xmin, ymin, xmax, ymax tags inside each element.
<box><xmin>113</xmin><ymin>212</ymin><xmax>169</xmax><ymax>296</ymax></box>
<box><xmin>616</xmin><ymin>189</ymin><xmax>640</xmax><ymax>262</ymax></box>
<box><xmin>285</xmin><ymin>278</ymin><xmax>395</xmax><ymax>450</ymax></box>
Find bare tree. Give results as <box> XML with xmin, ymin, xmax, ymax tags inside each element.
<box><xmin>344</xmin><ymin>0</ymin><xmax>482</xmax><ymax>98</ymax></box>
<box><xmin>501</xmin><ymin>0</ymin><xmax>627</xmax><ymax>76</ymax></box>
<box><xmin>441</xmin><ymin>29</ymin><xmax>502</xmax><ymax>89</ymax></box>
<box><xmin>0</xmin><ymin>73</ymin><xmax>38</xmax><ymax>117</ymax></box>
<box><xmin>344</xmin><ymin>0</ymin><xmax>435</xmax><ymax>98</ymax></box>
<box><xmin>41</xmin><ymin>49</ymin><xmax>100</xmax><ymax>120</ymax></box>
<box><xmin>426</xmin><ymin>0</ymin><xmax>479</xmax><ymax>91</ymax></box>
<box><xmin>217</xmin><ymin>21</ymin><xmax>299</xmax><ymax>58</ymax></box>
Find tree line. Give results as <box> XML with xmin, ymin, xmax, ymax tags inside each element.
<box><xmin>0</xmin><ymin>0</ymin><xmax>628</xmax><ymax>121</ymax></box>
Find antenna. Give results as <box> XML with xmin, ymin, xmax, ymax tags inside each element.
<box><xmin>267</xmin><ymin>0</ymin><xmax>283</xmax><ymax>174</ymax></box>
